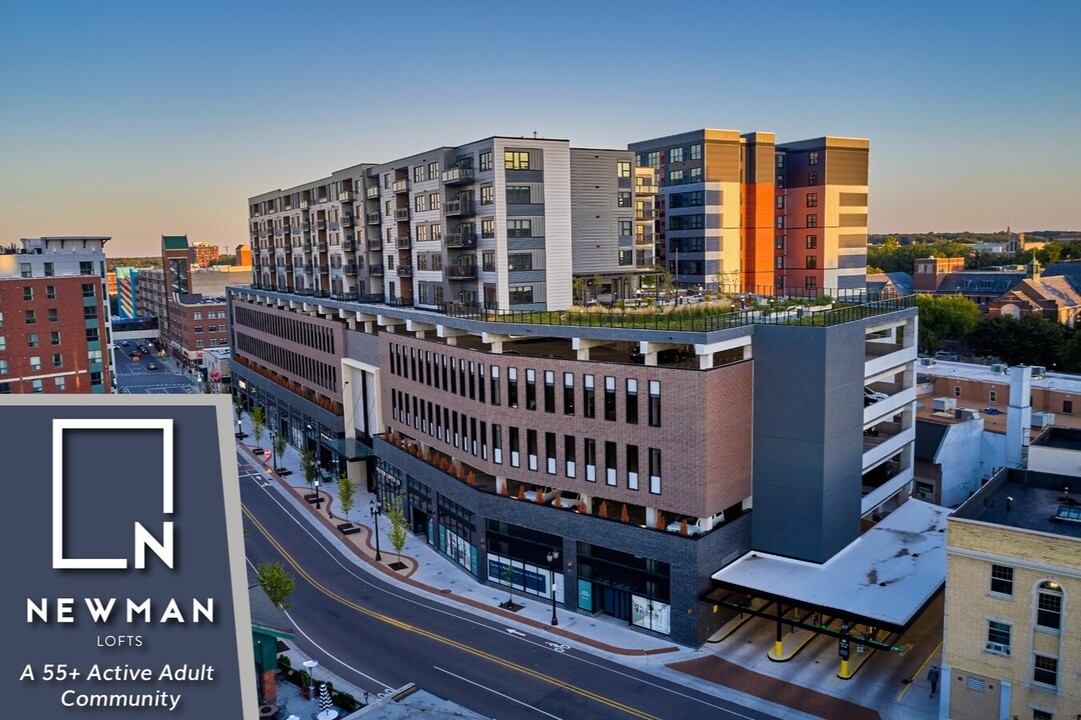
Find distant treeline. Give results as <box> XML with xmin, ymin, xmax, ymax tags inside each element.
<box><xmin>867</xmin><ymin>232</ymin><xmax>1081</xmax><ymax>274</ymax></box>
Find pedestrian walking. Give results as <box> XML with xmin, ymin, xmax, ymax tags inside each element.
<box><xmin>928</xmin><ymin>664</ymin><xmax>940</xmax><ymax>697</ymax></box>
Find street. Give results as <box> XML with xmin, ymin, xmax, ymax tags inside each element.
<box><xmin>114</xmin><ymin>340</ymin><xmax>198</xmax><ymax>394</ymax></box>
<box><xmin>238</xmin><ymin>449</ymin><xmax>777</xmax><ymax>720</ymax></box>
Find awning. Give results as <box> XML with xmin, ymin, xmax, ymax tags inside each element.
<box><xmin>320</xmin><ymin>436</ymin><xmax>374</xmax><ymax>461</ymax></box>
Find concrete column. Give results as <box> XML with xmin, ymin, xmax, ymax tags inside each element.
<box><xmin>698</xmin><ymin>352</ymin><xmax>714</xmax><ymax>370</ymax></box>
<box><xmin>495</xmin><ymin>476</ymin><xmax>507</xmax><ymax>495</ymax></box>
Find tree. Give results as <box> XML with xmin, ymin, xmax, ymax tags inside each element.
<box><xmin>965</xmin><ymin>314</ymin><xmax>1066</xmax><ymax>367</ymax></box>
<box><xmin>300</xmin><ymin>448</ymin><xmax>318</xmax><ymax>496</ymax></box>
<box><xmin>273</xmin><ymin>432</ymin><xmax>287</xmax><ymax>469</ymax></box>
<box><xmin>256</xmin><ymin>561</ymin><xmax>295</xmax><ymax>609</ymax></box>
<box><xmin>387</xmin><ymin>497</ymin><xmax>407</xmax><ymax>563</ymax></box>
<box><xmin>338</xmin><ymin>476</ymin><xmax>356</xmax><ymax>524</ymax></box>
<box><xmin>251</xmin><ymin>406</ymin><xmax>266</xmax><ymax>447</ymax></box>
<box><xmin>572</xmin><ymin>278</ymin><xmax>586</xmax><ymax>305</ymax></box>
<box><xmin>915</xmin><ymin>294</ymin><xmax>980</xmax><ymax>351</ymax></box>
<box><xmin>1061</xmin><ymin>329</ymin><xmax>1081</xmax><ymax>372</ymax></box>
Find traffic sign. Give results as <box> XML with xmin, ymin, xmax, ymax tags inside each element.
<box><xmin>839</xmin><ymin>638</ymin><xmax>850</xmax><ymax>659</ymax></box>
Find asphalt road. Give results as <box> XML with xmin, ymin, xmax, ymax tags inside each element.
<box><xmin>239</xmin><ymin>449</ymin><xmax>778</xmax><ymax>720</ymax></box>
<box><xmin>114</xmin><ymin>341</ymin><xmax>197</xmax><ymax>394</ymax></box>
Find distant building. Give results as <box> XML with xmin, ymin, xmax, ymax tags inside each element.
<box><xmin>114</xmin><ymin>266</ymin><xmax>142</xmax><ymax>319</ymax></box>
<box><xmin>235</xmin><ymin>244</ymin><xmax>252</xmax><ymax>266</ymax></box>
<box><xmin>194</xmin><ymin>242</ymin><xmax>220</xmax><ymax>268</ymax></box>
<box><xmin>943</xmin><ymin>428</ymin><xmax>1081</xmax><ymax>720</ymax></box>
<box><xmin>988</xmin><ymin>258</ymin><xmax>1081</xmax><ymax>327</ymax></box>
<box><xmin>0</xmin><ymin>237</ymin><xmax>113</xmax><ymax>394</ymax></box>
<box><xmin>866</xmin><ymin>271</ymin><xmax>913</xmax><ymax>297</ymax></box>
<box><xmin>913</xmin><ymin>257</ymin><xmax>966</xmax><ymax>293</ymax></box>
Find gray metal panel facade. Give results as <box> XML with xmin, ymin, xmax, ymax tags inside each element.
<box><xmin>751</xmin><ymin>322</ymin><xmax>866</xmax><ymax>562</ymax></box>
<box><xmin>569</xmin><ymin>148</ymin><xmax>634</xmax><ymax>275</ymax></box>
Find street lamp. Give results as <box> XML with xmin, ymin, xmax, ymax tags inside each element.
<box><xmin>313</xmin><ymin>477</ymin><xmax>321</xmax><ymax>507</ymax></box>
<box><xmin>547</xmin><ymin>548</ymin><xmax>560</xmax><ymax>626</ymax></box>
<box><xmin>369</xmin><ymin>498</ymin><xmax>383</xmax><ymax>562</ymax></box>
<box><xmin>270</xmin><ymin>430</ymin><xmax>278</xmax><ymax>471</ymax></box>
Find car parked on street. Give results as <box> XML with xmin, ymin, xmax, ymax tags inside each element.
<box><xmin>934</xmin><ymin>350</ymin><xmax>959</xmax><ymax>361</ymax></box>
<box><xmin>147</xmin><ymin>363</ymin><xmax>158</xmax><ymax>370</ymax></box>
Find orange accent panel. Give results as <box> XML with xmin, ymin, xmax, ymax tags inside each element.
<box><xmin>741</xmin><ymin>183</ymin><xmax>777</xmax><ymax>293</ymax></box>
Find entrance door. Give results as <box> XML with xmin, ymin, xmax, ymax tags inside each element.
<box><xmin>412</xmin><ymin>509</ymin><xmax>429</xmax><ymax>536</ymax></box>
<box><xmin>600</xmin><ymin>585</ymin><xmax>631</xmax><ymax>621</ymax></box>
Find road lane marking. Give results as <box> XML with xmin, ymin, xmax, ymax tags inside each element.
<box><xmin>243</xmin><ymin>506</ymin><xmax>661</xmax><ymax>720</ymax></box>
<box><xmin>433</xmin><ymin>666</ymin><xmax>563</xmax><ymax>720</ymax></box>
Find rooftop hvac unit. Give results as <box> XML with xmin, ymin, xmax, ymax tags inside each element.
<box><xmin>933</xmin><ymin>397</ymin><xmax>958</xmax><ymax>412</ymax></box>
<box><xmin>956</xmin><ymin>408</ymin><xmax>981</xmax><ymax>421</ymax></box>
<box><xmin>919</xmin><ymin>357</ymin><xmax>937</xmax><ymax>367</ymax></box>
<box><xmin>1032</xmin><ymin>412</ymin><xmax>1056</xmax><ymax>428</ymax></box>
<box><xmin>1032</xmin><ymin>365</ymin><xmax>1047</xmax><ymax>378</ymax></box>
<box><xmin>990</xmin><ymin>363</ymin><xmax>1008</xmax><ymax>374</ymax></box>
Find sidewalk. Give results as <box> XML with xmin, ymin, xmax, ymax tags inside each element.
<box><xmin>235</xmin><ymin>414</ymin><xmax>943</xmax><ymax>720</ymax></box>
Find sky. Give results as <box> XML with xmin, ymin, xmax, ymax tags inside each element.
<box><xmin>1</xmin><ymin>0</ymin><xmax>1079</xmax><ymax>257</ymax></box>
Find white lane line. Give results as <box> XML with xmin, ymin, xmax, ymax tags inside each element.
<box><xmin>433</xmin><ymin>666</ymin><xmax>563</xmax><ymax>720</ymax></box>
<box><xmin>244</xmin><ymin>558</ymin><xmax>391</xmax><ymax>690</ymax></box>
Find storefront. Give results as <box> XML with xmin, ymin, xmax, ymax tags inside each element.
<box><xmin>577</xmin><ymin>542</ymin><xmax>671</xmax><ymax>635</ymax></box>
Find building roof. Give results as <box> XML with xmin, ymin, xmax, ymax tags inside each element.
<box><xmin>162</xmin><ymin>235</ymin><xmax>189</xmax><ymax>250</ymax></box>
<box><xmin>915</xmin><ymin>420</ymin><xmax>950</xmax><ymax>462</ymax></box>
<box><xmin>1004</xmin><ymin>275</ymin><xmax>1081</xmax><ymax>309</ymax></box>
<box><xmin>953</xmin><ymin>469</ymin><xmax>1081</xmax><ymax>540</ymax></box>
<box><xmin>712</xmin><ymin>500</ymin><xmax>948</xmax><ymax>629</ymax></box>
<box><xmin>1031</xmin><ymin>426</ymin><xmax>1081</xmax><ymax>451</ymax></box>
<box><xmin>935</xmin><ymin>271</ymin><xmax>1024</xmax><ymax>295</ymax></box>
<box><xmin>918</xmin><ymin>361</ymin><xmax>1081</xmax><ymax>395</ymax></box>
<box><xmin>867</xmin><ymin>272</ymin><xmax>913</xmax><ymax>297</ymax></box>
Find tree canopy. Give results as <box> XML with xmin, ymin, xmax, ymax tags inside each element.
<box><xmin>915</xmin><ymin>294</ymin><xmax>980</xmax><ymax>351</ymax></box>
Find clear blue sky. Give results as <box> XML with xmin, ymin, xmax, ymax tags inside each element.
<box><xmin>2</xmin><ymin>0</ymin><xmax>1078</xmax><ymax>256</ymax></box>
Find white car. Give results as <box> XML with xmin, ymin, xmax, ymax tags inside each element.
<box><xmin>865</xmin><ymin>387</ymin><xmax>888</xmax><ymax>404</ymax></box>
<box><xmin>934</xmin><ymin>350</ymin><xmax>959</xmax><ymax>361</ymax></box>
<box><xmin>552</xmin><ymin>492</ymin><xmax>581</xmax><ymax>509</ymax></box>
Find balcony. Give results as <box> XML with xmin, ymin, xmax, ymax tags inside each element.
<box><xmin>290</xmin><ymin>226</ymin><xmax>301</xmax><ymax>235</ymax></box>
<box><xmin>302</xmin><ymin>222</ymin><xmax>310</xmax><ymax>232</ymax></box>
<box><xmin>394</xmin><ymin>208</ymin><xmax>410</xmax><ymax>222</ymax></box>
<box><xmin>396</xmin><ymin>265</ymin><xmax>413</xmax><ymax>278</ymax></box>
<box><xmin>445</xmin><ymin>231</ymin><xmax>476</xmax><ymax>249</ymax></box>
<box><xmin>303</xmin><ymin>263</ymin><xmax>314</xmax><ymax>273</ymax></box>
<box><xmin>366</xmin><ymin>185</ymin><xmax>380</xmax><ymax>199</ymax></box>
<box><xmin>344</xmin><ymin>262</ymin><xmax>358</xmax><ymax>276</ymax></box>
<box><xmin>442</xmin><ymin>166</ymin><xmax>475</xmax><ymax>184</ymax></box>
<box><xmin>339</xmin><ymin>190</ymin><xmax>353</xmax><ymax>202</ymax></box>
<box><xmin>396</xmin><ymin>235</ymin><xmax>411</xmax><ymax>250</ymax></box>
<box><xmin>635</xmin><ymin>181</ymin><xmax>658</xmax><ymax>195</ymax></box>
<box><xmin>366</xmin><ymin>212</ymin><xmax>381</xmax><ymax>225</ymax></box>
<box><xmin>300</xmin><ymin>200</ymin><xmax>310</xmax><ymax>210</ymax></box>
<box><xmin>316</xmin><ymin>240</ymin><xmax>328</xmax><ymax>252</ymax></box>
<box><xmin>332</xmin><ymin>290</ymin><xmax>359</xmax><ymax>301</ymax></box>
<box><xmin>295</xmin><ymin>288</ymin><xmax>313</xmax><ymax>296</ymax></box>
<box><xmin>636</xmin><ymin>208</ymin><xmax>657</xmax><ymax>220</ymax></box>
<box><xmin>341</xmin><ymin>240</ymin><xmax>357</xmax><ymax>252</ymax></box>
<box><xmin>447</xmin><ymin>264</ymin><xmax>477</xmax><ymax>279</ymax></box>
<box><xmin>445</xmin><ymin>199</ymin><xmax>475</xmax><ymax>216</ymax></box>
<box><xmin>316</xmin><ymin>220</ymin><xmax>327</xmax><ymax>231</ymax></box>
<box><xmin>341</xmin><ymin>215</ymin><xmax>354</xmax><ymax>227</ymax></box>
<box><xmin>393</xmin><ymin>179</ymin><xmax>408</xmax><ymax>194</ymax></box>
<box><xmin>369</xmin><ymin>264</ymin><xmax>385</xmax><ymax>276</ymax></box>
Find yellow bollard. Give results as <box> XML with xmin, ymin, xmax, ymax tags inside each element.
<box><xmin>840</xmin><ymin>658</ymin><xmax>850</xmax><ymax>678</ymax></box>
<box><xmin>774</xmin><ymin>640</ymin><xmax>784</xmax><ymax>657</ymax></box>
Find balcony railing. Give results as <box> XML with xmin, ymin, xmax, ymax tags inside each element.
<box><xmin>366</xmin><ymin>212</ymin><xmax>380</xmax><ymax>225</ymax></box>
<box><xmin>366</xmin><ymin>186</ymin><xmax>380</xmax><ymax>199</ymax></box>
<box><xmin>635</xmin><ymin>182</ymin><xmax>658</xmax><ymax>195</ymax></box>
<box><xmin>316</xmin><ymin>241</ymin><xmax>328</xmax><ymax>252</ymax></box>
<box><xmin>392</xmin><ymin>179</ymin><xmax>408</xmax><ymax>194</ymax></box>
<box><xmin>332</xmin><ymin>290</ymin><xmax>359</xmax><ymax>301</ymax></box>
<box><xmin>341</xmin><ymin>240</ymin><xmax>357</xmax><ymax>252</ymax></box>
<box><xmin>445</xmin><ymin>199</ymin><xmax>475</xmax><ymax>216</ymax></box>
<box><xmin>300</xmin><ymin>200</ymin><xmax>310</xmax><ymax>209</ymax></box>
<box><xmin>369</xmin><ymin>264</ymin><xmax>385</xmax><ymax>276</ymax></box>
<box><xmin>316</xmin><ymin>220</ymin><xmax>326</xmax><ymax>230</ymax></box>
<box><xmin>394</xmin><ymin>208</ymin><xmax>409</xmax><ymax>222</ymax></box>
<box><xmin>636</xmin><ymin>209</ymin><xmax>657</xmax><ymax>220</ymax></box>
<box><xmin>441</xmin><ymin>167</ymin><xmax>475</xmax><ymax>184</ymax></box>
<box><xmin>339</xmin><ymin>190</ymin><xmax>353</xmax><ymax>202</ymax></box>
<box><xmin>447</xmin><ymin>264</ymin><xmax>477</xmax><ymax>279</ymax></box>
<box><xmin>290</xmin><ymin>226</ymin><xmax>301</xmax><ymax>235</ymax></box>
<box><xmin>295</xmin><ymin>288</ymin><xmax>313</xmax><ymax>296</ymax></box>
<box><xmin>396</xmin><ymin>235</ymin><xmax>411</xmax><ymax>249</ymax></box>
<box><xmin>341</xmin><ymin>215</ymin><xmax>354</xmax><ymax>227</ymax></box>
<box><xmin>344</xmin><ymin>262</ymin><xmax>358</xmax><ymax>276</ymax></box>
<box><xmin>445</xmin><ymin>232</ymin><xmax>476</xmax><ymax>249</ymax></box>
<box><xmin>396</xmin><ymin>265</ymin><xmax>413</xmax><ymax>277</ymax></box>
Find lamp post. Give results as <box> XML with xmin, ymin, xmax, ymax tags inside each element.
<box><xmin>270</xmin><ymin>430</ymin><xmax>278</xmax><ymax>471</ymax></box>
<box><xmin>370</xmin><ymin>498</ymin><xmax>383</xmax><ymax>561</ymax></box>
<box><xmin>313</xmin><ymin>477</ymin><xmax>321</xmax><ymax>508</ymax></box>
<box><xmin>547</xmin><ymin>548</ymin><xmax>560</xmax><ymax>626</ymax></box>
<box><xmin>301</xmin><ymin>659</ymin><xmax>318</xmax><ymax>697</ymax></box>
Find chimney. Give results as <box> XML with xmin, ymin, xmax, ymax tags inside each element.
<box><xmin>1006</xmin><ymin>365</ymin><xmax>1032</xmax><ymax>468</ymax></box>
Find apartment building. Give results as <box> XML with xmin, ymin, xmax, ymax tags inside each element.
<box><xmin>628</xmin><ymin>130</ymin><xmax>869</xmax><ymax>293</ymax></box>
<box><xmin>194</xmin><ymin>242</ymin><xmax>219</xmax><ymax>267</ymax></box>
<box><xmin>0</xmin><ymin>237</ymin><xmax>113</xmax><ymax>394</ymax></box>
<box><xmin>943</xmin><ymin>429</ymin><xmax>1081</xmax><ymax>720</ymax></box>
<box><xmin>247</xmin><ymin>137</ymin><xmax>656</xmax><ymax>312</ymax></box>
<box><xmin>114</xmin><ymin>266</ymin><xmax>142</xmax><ymax>319</ymax></box>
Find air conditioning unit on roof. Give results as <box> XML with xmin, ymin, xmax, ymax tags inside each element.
<box><xmin>1032</xmin><ymin>365</ymin><xmax>1047</xmax><ymax>378</ymax></box>
<box><xmin>1032</xmin><ymin>412</ymin><xmax>1055</xmax><ymax>428</ymax></box>
<box><xmin>933</xmin><ymin>397</ymin><xmax>957</xmax><ymax>412</ymax></box>
<box><xmin>990</xmin><ymin>363</ymin><xmax>1008</xmax><ymax>374</ymax></box>
<box><xmin>919</xmin><ymin>357</ymin><xmax>937</xmax><ymax>367</ymax></box>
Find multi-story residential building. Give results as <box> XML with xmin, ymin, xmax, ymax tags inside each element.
<box><xmin>194</xmin><ymin>242</ymin><xmax>219</xmax><ymax>267</ymax></box>
<box><xmin>247</xmin><ymin>137</ymin><xmax>656</xmax><ymax>312</ymax></box>
<box><xmin>943</xmin><ymin>428</ymin><xmax>1081</xmax><ymax>720</ymax></box>
<box><xmin>628</xmin><ymin>130</ymin><xmax>869</xmax><ymax>294</ymax></box>
<box><xmin>0</xmin><ymin>237</ymin><xmax>113</xmax><ymax>394</ymax></box>
<box><xmin>114</xmin><ymin>266</ymin><xmax>142</xmax><ymax>319</ymax></box>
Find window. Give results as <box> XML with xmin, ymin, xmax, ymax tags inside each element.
<box><xmin>413</xmin><ymin>165</ymin><xmax>424</xmax><ymax>183</ymax></box>
<box><xmin>45</xmin><ymin>285</ymin><xmax>56</xmax><ymax>299</ymax></box>
<box><xmin>428</xmin><ymin>161</ymin><xmax>439</xmax><ymax>179</ymax></box>
<box><xmin>605</xmin><ymin>441</ymin><xmax>617</xmax><ymax>485</ymax></box>
<box><xmin>490</xmin><ymin>366</ymin><xmax>500</xmax><ymax>405</ymax></box>
<box><xmin>989</xmin><ymin>390</ymin><xmax>997</xmax><ymax>403</ymax></box>
<box><xmin>29</xmin><ymin>356</ymin><xmax>41</xmax><ymax>371</ymax></box>
<box><xmin>806</xmin><ymin>214</ymin><xmax>818</xmax><ymax>228</ymax></box>
<box><xmin>619</xmin><ymin>249</ymin><xmax>633</xmax><ymax>266</ymax></box>
<box><xmin>194</xmin><ymin>326</ymin><xmax>204</xmax><ymax>334</ymax></box>
<box><xmin>776</xmin><ymin>153</ymin><xmax>785</xmax><ymax>167</ymax></box>
<box><xmin>50</xmin><ymin>331</ymin><xmax>61</xmax><ymax>346</ymax></box>
<box><xmin>807</xmin><ymin>193</ymin><xmax>818</xmax><ymax>208</ymax></box>
<box><xmin>618</xmin><ymin>191</ymin><xmax>632</xmax><ymax>207</ymax></box>
<box><xmin>509</xmin><ymin>285</ymin><xmax>534</xmax><ymax>304</ymax></box>
<box><xmin>479</xmin><ymin>151</ymin><xmax>492</xmax><ymax>171</ymax></box>
<box><xmin>507</xmin><ymin>186</ymin><xmax>530</xmax><ymax>204</ymax></box>
<box><xmin>689</xmin><ymin>167</ymin><xmax>702</xmax><ymax>182</ymax></box>
<box><xmin>627</xmin><ymin>445</ymin><xmax>639</xmax><ymax>490</ymax></box>
<box><xmin>492</xmin><ymin>424</ymin><xmax>502</xmax><ymax>463</ymax></box>
<box><xmin>481</xmin><ymin>219</ymin><xmax>495</xmax><ymax>239</ymax></box>
<box><xmin>509</xmin><ymin>427</ymin><xmax>520</xmax><ymax>467</ymax></box>
<box><xmin>604</xmin><ymin>376</ymin><xmax>616</xmax><ymax>421</ymax></box>
<box><xmin>776</xmin><ymin>196</ymin><xmax>784</xmax><ymax>209</ymax></box>
<box><xmin>52</xmin><ymin>353</ymin><xmax>63</xmax><ymax>368</ymax></box>
<box><xmin>28</xmin><ymin>333</ymin><xmax>39</xmax><ymax>348</ymax></box>
<box><xmin>584</xmin><ymin>375</ymin><xmax>595</xmax><ymax>418</ymax></box>
<box><xmin>23</xmin><ymin>286</ymin><xmax>33</xmax><ymax>301</ymax></box>
<box><xmin>1032</xmin><ymin>711</ymin><xmax>1053</xmax><ymax>720</ymax></box>
<box><xmin>25</xmin><ymin>310</ymin><xmax>36</xmax><ymax>325</ymax></box>
<box><xmin>193</xmin><ymin>311</ymin><xmax>203</xmax><ymax>320</ymax></box>
<box><xmin>48</xmin><ymin>308</ymin><xmax>59</xmax><ymax>322</ymax></box>
<box><xmin>527</xmin><ymin>429</ymin><xmax>537</xmax><ymax>470</ymax></box>
<box><xmin>416</xmin><ymin>225</ymin><xmax>429</xmax><ymax>243</ymax></box>
<box><xmin>545</xmin><ymin>432</ymin><xmax>556</xmax><ymax>474</ymax></box>
<box><xmin>1062</xmin><ymin>400</ymin><xmax>1072</xmax><ymax>414</ymax></box>
<box><xmin>429</xmin><ymin>193</ymin><xmax>441</xmax><ymax>210</ymax></box>
<box><xmin>54</xmin><ymin>376</ymin><xmax>65</xmax><ymax>391</ymax></box>
<box><xmin>431</xmin><ymin>223</ymin><xmax>442</xmax><ymax>241</ymax></box>
<box><xmin>508</xmin><ymin>220</ymin><xmax>532</xmax><ymax>238</ymax></box>
<box><xmin>525</xmin><ymin>368</ymin><xmax>536</xmax><ymax>410</ymax></box>
<box><xmin>626</xmin><ymin>378</ymin><xmax>638</xmax><ymax>424</ymax></box>
<box><xmin>507</xmin><ymin>367</ymin><xmax>518</xmax><ymax>408</ymax></box>
<box><xmin>82</xmin><ymin>283</ymin><xmax>95</xmax><ymax>298</ymax></box>
<box><xmin>0</xmin><ymin>336</ymin><xmax>4</xmax><ymax>351</ymax></box>
<box><xmin>953</xmin><ymin>385</ymin><xmax>961</xmax><ymax>397</ymax></box>
<box><xmin>507</xmin><ymin>253</ymin><xmax>533</xmax><ymax>272</ymax></box>
<box><xmin>690</xmin><ymin>144</ymin><xmax>702</xmax><ymax>160</ymax></box>
<box><xmin>986</xmin><ymin>620</ymin><xmax>1010</xmax><ymax>654</ymax></box>
<box><xmin>32</xmin><ymin>379</ymin><xmax>44</xmax><ymax>393</ymax></box>
<box><xmin>775</xmin><ymin>217</ymin><xmax>784</xmax><ymax>229</ymax></box>
<box><xmin>584</xmin><ymin>438</ymin><xmax>596</xmax><ymax>482</ymax></box>
<box><xmin>0</xmin><ymin>360</ymin><xmax>6</xmax><ymax>374</ymax></box>
<box><xmin>806</xmin><ymin>256</ymin><xmax>817</xmax><ymax>270</ymax></box>
<box><xmin>649</xmin><ymin>381</ymin><xmax>661</xmax><ymax>426</ymax></box>
<box><xmin>481</xmin><ymin>185</ymin><xmax>494</xmax><ymax>205</ymax></box>
<box><xmin>806</xmin><ymin>235</ymin><xmax>818</xmax><ymax>250</ymax></box>
<box><xmin>617</xmin><ymin>161</ymin><xmax>631</xmax><ymax>178</ymax></box>
<box><xmin>20</xmin><ymin>263</ymin><xmax>31</xmax><ymax>278</ymax></box>
<box><xmin>414</xmin><ymin>195</ymin><xmax>427</xmax><ymax>213</ymax></box>
<box><xmin>649</xmin><ymin>448</ymin><xmax>662</xmax><ymax>494</ymax></box>
<box><xmin>775</xmin><ymin>236</ymin><xmax>785</xmax><ymax>250</ymax></box>
<box><xmin>83</xmin><ymin>305</ymin><xmax>97</xmax><ymax>320</ymax></box>
<box><xmin>544</xmin><ymin>371</ymin><xmax>555</xmax><ymax>413</ymax></box>
<box><xmin>669</xmin><ymin>148</ymin><xmax>684</xmax><ymax>163</ymax></box>
<box><xmin>505</xmin><ymin>151</ymin><xmax>530</xmax><ymax>170</ymax></box>
<box><xmin>668</xmin><ymin>169</ymin><xmax>684</xmax><ymax>184</ymax></box>
<box><xmin>991</xmin><ymin>565</ymin><xmax>1014</xmax><ymax>595</ymax></box>
<box><xmin>1033</xmin><ymin>654</ymin><xmax>1058</xmax><ymax>687</ymax></box>
<box><xmin>565</xmin><ymin>435</ymin><xmax>576</xmax><ymax>478</ymax></box>
<box><xmin>79</xmin><ymin>261</ymin><xmax>94</xmax><ymax>276</ymax></box>
<box><xmin>646</xmin><ymin>151</ymin><xmax>660</xmax><ymax>169</ymax></box>
<box><xmin>808</xmin><ymin>171</ymin><xmax>819</xmax><ymax>185</ymax></box>
<box><xmin>808</xmin><ymin>151</ymin><xmax>819</xmax><ymax>165</ymax></box>
<box><xmin>1036</xmin><ymin>582</ymin><xmax>1062</xmax><ymax>630</ymax></box>
<box><xmin>563</xmin><ymin>373</ymin><xmax>575</xmax><ymax>414</ymax></box>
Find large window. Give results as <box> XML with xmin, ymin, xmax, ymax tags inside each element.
<box><xmin>1033</xmin><ymin>654</ymin><xmax>1058</xmax><ymax>687</ymax></box>
<box><xmin>507</xmin><ymin>253</ymin><xmax>533</xmax><ymax>272</ymax></box>
<box><xmin>584</xmin><ymin>438</ymin><xmax>596</xmax><ymax>482</ymax></box>
<box><xmin>583</xmin><ymin>375</ymin><xmax>595</xmax><ymax>418</ymax></box>
<box><xmin>626</xmin><ymin>445</ymin><xmax>639</xmax><ymax>491</ymax></box>
<box><xmin>626</xmin><ymin>379</ymin><xmax>638</xmax><ymax>424</ymax></box>
<box><xmin>648</xmin><ymin>381</ymin><xmax>661</xmax><ymax>427</ymax></box>
<box><xmin>1036</xmin><ymin>582</ymin><xmax>1062</xmax><ymax>630</ymax></box>
<box><xmin>986</xmin><ymin>620</ymin><xmax>1010</xmax><ymax>654</ymax></box>
<box><xmin>479</xmin><ymin>151</ymin><xmax>492</xmax><ymax>171</ymax></box>
<box><xmin>605</xmin><ymin>441</ymin><xmax>617</xmax><ymax>485</ymax></box>
<box><xmin>507</xmin><ymin>368</ymin><xmax>518</xmax><ymax>408</ymax></box>
<box><xmin>563</xmin><ymin>373</ymin><xmax>575</xmax><ymax>415</ymax></box>
<box><xmin>649</xmin><ymin>448</ymin><xmax>662</xmax><ymax>494</ymax></box>
<box><xmin>604</xmin><ymin>376</ymin><xmax>617</xmax><ymax>421</ymax></box>
<box><xmin>509</xmin><ymin>427</ymin><xmax>520</xmax><ymax>467</ymax></box>
<box><xmin>509</xmin><ymin>286</ymin><xmax>534</xmax><ymax>304</ymax></box>
<box><xmin>508</xmin><ymin>220</ymin><xmax>532</xmax><ymax>238</ymax></box>
<box><xmin>480</xmin><ymin>185</ymin><xmax>493</xmax><ymax>205</ymax></box>
<box><xmin>506</xmin><ymin>186</ymin><xmax>531</xmax><ymax>204</ymax></box>
<box><xmin>564</xmin><ymin>435</ymin><xmax>576</xmax><ymax>478</ymax></box>
<box><xmin>525</xmin><ymin>368</ymin><xmax>536</xmax><ymax>410</ymax></box>
<box><xmin>669</xmin><ymin>148</ymin><xmax>683</xmax><ymax>163</ymax></box>
<box><xmin>543</xmin><ymin>371</ymin><xmax>555</xmax><ymax>413</ymax></box>
<box><xmin>806</xmin><ymin>235</ymin><xmax>818</xmax><ymax>250</ymax></box>
<box><xmin>505</xmin><ymin>151</ymin><xmax>530</xmax><ymax>170</ymax></box>
<box><xmin>617</xmin><ymin>161</ymin><xmax>631</xmax><ymax>178</ymax></box>
<box><xmin>990</xmin><ymin>565</ymin><xmax>1013</xmax><ymax>595</ymax></box>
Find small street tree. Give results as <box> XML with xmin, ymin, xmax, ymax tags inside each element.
<box><xmin>256</xmin><ymin>561</ymin><xmax>295</xmax><ymax>609</ymax></box>
<box><xmin>572</xmin><ymin>277</ymin><xmax>586</xmax><ymax>305</ymax></box>
<box><xmin>272</xmin><ymin>432</ymin><xmax>287</xmax><ymax>470</ymax></box>
<box><xmin>300</xmin><ymin>448</ymin><xmax>318</xmax><ymax>496</ymax></box>
<box><xmin>387</xmin><ymin>497</ymin><xmax>407</xmax><ymax>564</ymax></box>
<box><xmin>338</xmin><ymin>476</ymin><xmax>356</xmax><ymax>524</ymax></box>
<box><xmin>251</xmin><ymin>406</ymin><xmax>266</xmax><ymax>447</ymax></box>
